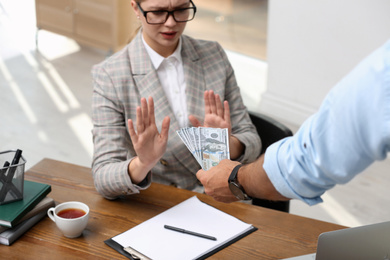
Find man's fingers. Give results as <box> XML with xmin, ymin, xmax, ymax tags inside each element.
<box><xmin>196</xmin><ymin>169</ymin><xmax>206</xmax><ymax>182</ymax></box>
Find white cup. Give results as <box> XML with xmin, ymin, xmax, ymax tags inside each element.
<box><xmin>47</xmin><ymin>201</ymin><xmax>89</xmax><ymax>238</ymax></box>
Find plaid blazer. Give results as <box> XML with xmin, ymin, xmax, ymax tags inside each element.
<box><xmin>91</xmin><ymin>31</ymin><xmax>261</xmax><ymax>199</ymax></box>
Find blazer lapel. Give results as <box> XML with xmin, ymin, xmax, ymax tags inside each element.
<box><xmin>181</xmin><ymin>35</ymin><xmax>206</xmax><ymax>124</ymax></box>
<box><xmin>129</xmin><ymin>31</ymin><xmax>180</xmax><ymax>133</ymax></box>
<box><xmin>129</xmin><ymin>32</ymin><xmax>201</xmax><ymax>173</ymax></box>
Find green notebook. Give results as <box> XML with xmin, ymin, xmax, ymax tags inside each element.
<box><xmin>0</xmin><ymin>180</ymin><xmax>51</xmax><ymax>227</ymax></box>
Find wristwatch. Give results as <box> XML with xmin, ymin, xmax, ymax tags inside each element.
<box><xmin>228</xmin><ymin>164</ymin><xmax>252</xmax><ymax>200</ymax></box>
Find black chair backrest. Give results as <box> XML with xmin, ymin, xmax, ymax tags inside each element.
<box><xmin>249</xmin><ymin>112</ymin><xmax>293</xmax><ymax>154</ymax></box>
<box><xmin>249</xmin><ymin>112</ymin><xmax>293</xmax><ymax>213</ymax></box>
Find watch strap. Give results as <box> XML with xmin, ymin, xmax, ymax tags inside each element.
<box><xmin>228</xmin><ymin>164</ymin><xmax>252</xmax><ymax>200</ymax></box>
<box><xmin>228</xmin><ymin>164</ymin><xmax>243</xmax><ymax>182</ymax></box>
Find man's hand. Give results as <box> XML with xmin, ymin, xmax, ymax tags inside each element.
<box><xmin>196</xmin><ymin>159</ymin><xmax>240</xmax><ymax>203</ymax></box>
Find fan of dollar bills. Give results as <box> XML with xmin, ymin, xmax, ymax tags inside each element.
<box><xmin>176</xmin><ymin>127</ymin><xmax>230</xmax><ymax>171</ymax></box>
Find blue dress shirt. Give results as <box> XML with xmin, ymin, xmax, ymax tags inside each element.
<box><xmin>264</xmin><ymin>39</ymin><xmax>390</xmax><ymax>205</ymax></box>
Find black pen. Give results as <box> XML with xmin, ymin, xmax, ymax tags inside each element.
<box><xmin>11</xmin><ymin>149</ymin><xmax>23</xmax><ymax>165</ymax></box>
<box><xmin>164</xmin><ymin>225</ymin><xmax>217</xmax><ymax>241</ymax></box>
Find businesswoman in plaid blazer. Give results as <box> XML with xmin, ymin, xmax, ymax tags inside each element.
<box><xmin>91</xmin><ymin>0</ymin><xmax>261</xmax><ymax>199</ymax></box>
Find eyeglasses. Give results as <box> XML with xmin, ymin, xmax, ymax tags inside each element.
<box><xmin>137</xmin><ymin>0</ymin><xmax>197</xmax><ymax>25</ymax></box>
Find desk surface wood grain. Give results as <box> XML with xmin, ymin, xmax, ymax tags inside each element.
<box><xmin>0</xmin><ymin>158</ymin><xmax>346</xmax><ymax>259</ymax></box>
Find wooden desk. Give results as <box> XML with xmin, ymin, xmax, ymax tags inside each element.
<box><xmin>0</xmin><ymin>158</ymin><xmax>346</xmax><ymax>259</ymax></box>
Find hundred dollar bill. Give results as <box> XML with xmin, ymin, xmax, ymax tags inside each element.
<box><xmin>176</xmin><ymin>127</ymin><xmax>230</xmax><ymax>170</ymax></box>
<box><xmin>189</xmin><ymin>127</ymin><xmax>202</xmax><ymax>162</ymax></box>
<box><xmin>177</xmin><ymin>128</ymin><xmax>195</xmax><ymax>154</ymax></box>
<box><xmin>176</xmin><ymin>128</ymin><xmax>202</xmax><ymax>166</ymax></box>
<box><xmin>191</xmin><ymin>127</ymin><xmax>203</xmax><ymax>163</ymax></box>
<box><xmin>198</xmin><ymin>127</ymin><xmax>230</xmax><ymax>170</ymax></box>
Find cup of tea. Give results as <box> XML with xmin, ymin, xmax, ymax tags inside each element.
<box><xmin>47</xmin><ymin>201</ymin><xmax>89</xmax><ymax>238</ymax></box>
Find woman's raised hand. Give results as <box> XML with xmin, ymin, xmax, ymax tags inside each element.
<box><xmin>127</xmin><ymin>97</ymin><xmax>170</xmax><ymax>183</ymax></box>
<box><xmin>189</xmin><ymin>90</ymin><xmax>232</xmax><ymax>134</ymax></box>
<box><xmin>189</xmin><ymin>90</ymin><xmax>243</xmax><ymax>160</ymax></box>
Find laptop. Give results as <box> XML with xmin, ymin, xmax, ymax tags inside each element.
<box><xmin>283</xmin><ymin>221</ymin><xmax>390</xmax><ymax>260</ymax></box>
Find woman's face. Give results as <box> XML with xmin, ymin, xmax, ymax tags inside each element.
<box><xmin>131</xmin><ymin>0</ymin><xmax>192</xmax><ymax>57</ymax></box>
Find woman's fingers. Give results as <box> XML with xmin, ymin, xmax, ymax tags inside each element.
<box><xmin>133</xmin><ymin>96</ymin><xmax>168</xmax><ymax>138</ymax></box>
<box><xmin>128</xmin><ymin>119</ymin><xmax>138</xmax><ymax>143</ymax></box>
<box><xmin>160</xmin><ymin>116</ymin><xmax>171</xmax><ymax>140</ymax></box>
<box><xmin>224</xmin><ymin>101</ymin><xmax>232</xmax><ymax>132</ymax></box>
<box><xmin>208</xmin><ymin>90</ymin><xmax>217</xmax><ymax>114</ymax></box>
<box><xmin>215</xmin><ymin>94</ymin><xmax>224</xmax><ymax>118</ymax></box>
<box><xmin>204</xmin><ymin>91</ymin><xmax>211</xmax><ymax>114</ymax></box>
<box><xmin>136</xmin><ymin>97</ymin><xmax>154</xmax><ymax>133</ymax></box>
<box><xmin>141</xmin><ymin>97</ymin><xmax>149</xmax><ymax>127</ymax></box>
<box><xmin>148</xmin><ymin>96</ymin><xmax>155</xmax><ymax>125</ymax></box>
<box><xmin>188</xmin><ymin>115</ymin><xmax>202</xmax><ymax>127</ymax></box>
<box><xmin>136</xmin><ymin>106</ymin><xmax>144</xmax><ymax>133</ymax></box>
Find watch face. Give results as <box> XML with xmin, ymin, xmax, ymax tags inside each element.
<box><xmin>229</xmin><ymin>182</ymin><xmax>246</xmax><ymax>200</ymax></box>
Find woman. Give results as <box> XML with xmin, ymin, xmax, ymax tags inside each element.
<box><xmin>91</xmin><ymin>0</ymin><xmax>261</xmax><ymax>199</ymax></box>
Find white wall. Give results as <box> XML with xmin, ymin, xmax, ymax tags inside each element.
<box><xmin>260</xmin><ymin>0</ymin><xmax>390</xmax><ymax>125</ymax></box>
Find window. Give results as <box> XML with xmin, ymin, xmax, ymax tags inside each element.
<box><xmin>185</xmin><ymin>0</ymin><xmax>268</xmax><ymax>60</ymax></box>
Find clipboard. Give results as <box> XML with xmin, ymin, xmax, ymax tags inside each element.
<box><xmin>105</xmin><ymin>227</ymin><xmax>257</xmax><ymax>260</ymax></box>
<box><xmin>105</xmin><ymin>238</ymin><xmax>152</xmax><ymax>260</ymax></box>
<box><xmin>104</xmin><ymin>196</ymin><xmax>258</xmax><ymax>260</ymax></box>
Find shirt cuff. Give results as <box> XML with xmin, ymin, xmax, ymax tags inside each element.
<box><xmin>263</xmin><ymin>139</ymin><xmax>323</xmax><ymax>206</ymax></box>
<box><xmin>134</xmin><ymin>172</ymin><xmax>152</xmax><ymax>189</ymax></box>
<box><xmin>118</xmin><ymin>159</ymin><xmax>151</xmax><ymax>195</ymax></box>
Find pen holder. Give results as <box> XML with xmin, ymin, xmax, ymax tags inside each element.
<box><xmin>0</xmin><ymin>150</ymin><xmax>26</xmax><ymax>205</ymax></box>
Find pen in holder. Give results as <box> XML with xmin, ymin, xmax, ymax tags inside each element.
<box><xmin>0</xmin><ymin>149</ymin><xmax>26</xmax><ymax>205</ymax></box>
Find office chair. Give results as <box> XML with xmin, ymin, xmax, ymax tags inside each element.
<box><xmin>249</xmin><ymin>111</ymin><xmax>293</xmax><ymax>213</ymax></box>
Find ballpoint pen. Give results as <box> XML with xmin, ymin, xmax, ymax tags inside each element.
<box><xmin>164</xmin><ymin>225</ymin><xmax>217</xmax><ymax>241</ymax></box>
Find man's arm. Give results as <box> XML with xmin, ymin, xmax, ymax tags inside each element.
<box><xmin>264</xmin><ymin>39</ymin><xmax>390</xmax><ymax>205</ymax></box>
<box><xmin>196</xmin><ymin>157</ymin><xmax>289</xmax><ymax>203</ymax></box>
<box><xmin>239</xmin><ymin>155</ymin><xmax>290</xmax><ymax>201</ymax></box>
<box><xmin>197</xmin><ymin>39</ymin><xmax>390</xmax><ymax>205</ymax></box>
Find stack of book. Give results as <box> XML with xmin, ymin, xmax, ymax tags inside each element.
<box><xmin>0</xmin><ymin>180</ymin><xmax>52</xmax><ymax>245</ymax></box>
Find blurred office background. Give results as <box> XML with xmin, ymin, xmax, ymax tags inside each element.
<box><xmin>1</xmin><ymin>0</ymin><xmax>390</xmax><ymax>228</ymax></box>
